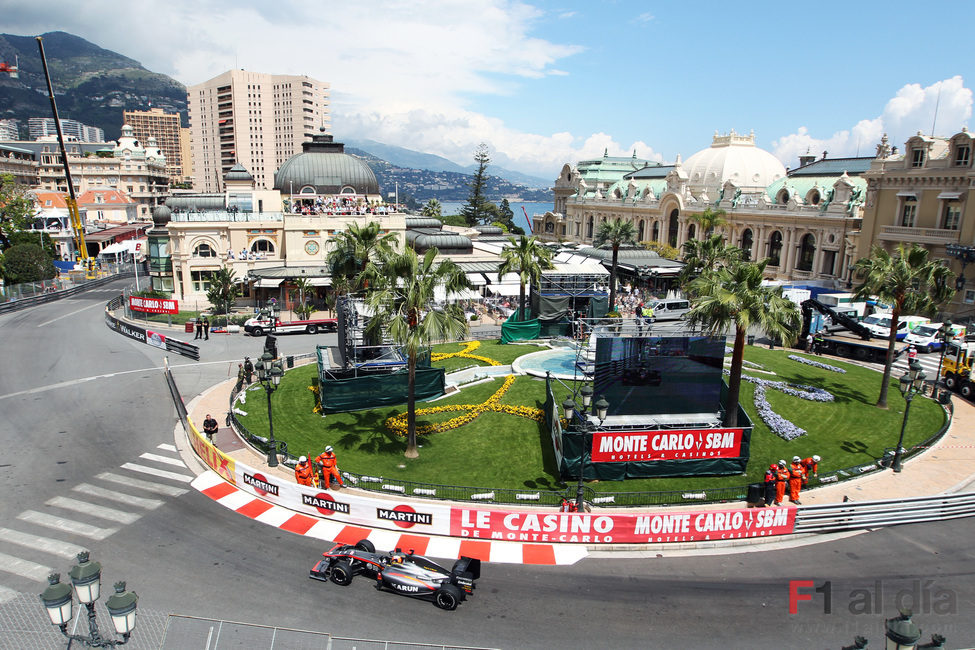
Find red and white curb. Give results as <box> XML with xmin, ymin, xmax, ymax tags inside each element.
<box><xmin>192</xmin><ymin>471</ymin><xmax>588</xmax><ymax>565</ymax></box>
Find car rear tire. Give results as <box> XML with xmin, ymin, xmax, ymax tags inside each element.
<box><xmin>354</xmin><ymin>539</ymin><xmax>375</xmax><ymax>553</ymax></box>
<box><xmin>252</xmin><ymin>326</ymin><xmax>264</xmax><ymax>337</ymax></box>
<box><xmin>434</xmin><ymin>584</ymin><xmax>462</xmax><ymax>611</ymax></box>
<box><xmin>330</xmin><ymin>560</ymin><xmax>354</xmax><ymax>586</ymax></box>
<box><xmin>307</xmin><ymin>324</ymin><xmax>318</xmax><ymax>334</ymax></box>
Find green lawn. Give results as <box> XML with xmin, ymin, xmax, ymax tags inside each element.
<box><xmin>237</xmin><ymin>343</ymin><xmax>947</xmax><ymax>493</ymax></box>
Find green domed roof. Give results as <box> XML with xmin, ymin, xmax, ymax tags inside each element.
<box><xmin>274</xmin><ymin>131</ymin><xmax>380</xmax><ymax>196</ymax></box>
<box><xmin>224</xmin><ymin>163</ymin><xmax>254</xmax><ymax>182</ymax></box>
<box><xmin>406</xmin><ymin>228</ymin><xmax>472</xmax><ymax>254</ymax></box>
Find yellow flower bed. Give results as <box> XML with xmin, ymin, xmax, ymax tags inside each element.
<box><xmin>430</xmin><ymin>340</ymin><xmax>501</xmax><ymax>366</ymax></box>
<box><xmin>384</xmin><ymin>374</ymin><xmax>545</xmax><ymax>437</ymax></box>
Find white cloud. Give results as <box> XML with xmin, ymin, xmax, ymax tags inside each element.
<box><xmin>772</xmin><ymin>76</ymin><xmax>972</xmax><ymax>166</ymax></box>
<box><xmin>633</xmin><ymin>12</ymin><xmax>655</xmax><ymax>24</ymax></box>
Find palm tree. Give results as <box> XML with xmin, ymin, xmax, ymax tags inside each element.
<box><xmin>421</xmin><ymin>199</ymin><xmax>442</xmax><ymax>219</ymax></box>
<box><xmin>289</xmin><ymin>277</ymin><xmax>315</xmax><ymax>319</ymax></box>
<box><xmin>690</xmin><ymin>206</ymin><xmax>728</xmax><ymax>237</ymax></box>
<box><xmin>686</xmin><ymin>259</ymin><xmax>801</xmax><ymax>427</ymax></box>
<box><xmin>205</xmin><ymin>266</ymin><xmax>241</xmax><ymax>329</ymax></box>
<box><xmin>678</xmin><ymin>234</ymin><xmax>743</xmax><ymax>294</ymax></box>
<box><xmin>852</xmin><ymin>243</ymin><xmax>954</xmax><ymax>408</ymax></box>
<box><xmin>593</xmin><ymin>218</ymin><xmax>637</xmax><ymax>311</ymax></box>
<box><xmin>326</xmin><ymin>221</ymin><xmax>399</xmax><ymax>297</ymax></box>
<box><xmin>497</xmin><ymin>236</ymin><xmax>554</xmax><ymax>321</ymax></box>
<box><xmin>361</xmin><ymin>247</ymin><xmax>471</xmax><ymax>458</ymax></box>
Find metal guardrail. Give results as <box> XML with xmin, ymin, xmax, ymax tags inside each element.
<box><xmin>0</xmin><ymin>270</ymin><xmax>132</xmax><ymax>315</ymax></box>
<box><xmin>794</xmin><ymin>492</ymin><xmax>975</xmax><ymax>533</ymax></box>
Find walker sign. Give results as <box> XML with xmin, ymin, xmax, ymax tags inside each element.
<box><xmin>129</xmin><ymin>296</ymin><xmax>178</xmax><ymax>314</ymax></box>
<box><xmin>590</xmin><ymin>428</ymin><xmax>744</xmax><ymax>462</ymax></box>
<box><xmin>449</xmin><ymin>505</ymin><xmax>795</xmax><ymax>544</ymax></box>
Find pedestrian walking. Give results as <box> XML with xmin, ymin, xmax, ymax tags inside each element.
<box><xmin>243</xmin><ymin>356</ymin><xmax>254</xmax><ymax>384</ymax></box>
<box><xmin>203</xmin><ymin>413</ymin><xmax>219</xmax><ymax>443</ymax></box>
<box><xmin>763</xmin><ymin>463</ymin><xmax>778</xmax><ymax>507</ymax></box>
<box><xmin>194</xmin><ymin>318</ymin><xmax>203</xmax><ymax>340</ymax></box>
<box><xmin>789</xmin><ymin>456</ymin><xmax>804</xmax><ymax>504</ymax></box>
<box><xmin>907</xmin><ymin>345</ymin><xmax>918</xmax><ymax>363</ymax></box>
<box><xmin>202</xmin><ymin>316</ymin><xmax>210</xmax><ymax>340</ymax></box>
<box><xmin>314</xmin><ymin>445</ymin><xmax>344</xmax><ymax>489</ymax></box>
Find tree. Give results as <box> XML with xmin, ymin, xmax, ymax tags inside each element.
<box><xmin>686</xmin><ymin>259</ymin><xmax>801</xmax><ymax>427</ymax></box>
<box><xmin>2</xmin><ymin>243</ymin><xmax>56</xmax><ymax>284</ymax></box>
<box><xmin>497</xmin><ymin>235</ymin><xmax>554</xmax><ymax>321</ymax></box>
<box><xmin>689</xmin><ymin>206</ymin><xmax>728</xmax><ymax>237</ymax></box>
<box><xmin>206</xmin><ymin>266</ymin><xmax>241</xmax><ymax>327</ymax></box>
<box><xmin>290</xmin><ymin>277</ymin><xmax>315</xmax><ymax>319</ymax></box>
<box><xmin>678</xmin><ymin>233</ymin><xmax>744</xmax><ymax>294</ymax></box>
<box><xmin>641</xmin><ymin>240</ymin><xmax>680</xmax><ymax>260</ymax></box>
<box><xmin>326</xmin><ymin>221</ymin><xmax>399</xmax><ymax>296</ymax></box>
<box><xmin>361</xmin><ymin>247</ymin><xmax>471</xmax><ymax>458</ymax></box>
<box><xmin>852</xmin><ymin>244</ymin><xmax>954</xmax><ymax>408</ymax></box>
<box><xmin>0</xmin><ymin>174</ymin><xmax>36</xmax><ymax>250</ymax></box>
<box><xmin>593</xmin><ymin>218</ymin><xmax>637</xmax><ymax>311</ymax></box>
<box><xmin>421</xmin><ymin>199</ymin><xmax>442</xmax><ymax>218</ymax></box>
<box><xmin>9</xmin><ymin>230</ymin><xmax>57</xmax><ymax>260</ymax></box>
<box><xmin>461</xmin><ymin>143</ymin><xmax>493</xmax><ymax>227</ymax></box>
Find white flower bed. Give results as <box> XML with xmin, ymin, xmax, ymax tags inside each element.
<box><xmin>727</xmin><ymin>369</ymin><xmax>836</xmax><ymax>440</ymax></box>
<box><xmin>788</xmin><ymin>354</ymin><xmax>847</xmax><ymax>374</ymax></box>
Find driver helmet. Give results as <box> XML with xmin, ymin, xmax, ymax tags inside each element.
<box><xmin>299</xmin><ymin>456</ymin><xmax>307</xmax><ymax>463</ymax></box>
<box><xmin>325</xmin><ymin>445</ymin><xmax>333</xmax><ymax>453</ymax></box>
<box><xmin>391</xmin><ymin>554</ymin><xmax>404</xmax><ymax>564</ymax></box>
<box><xmin>813</xmin><ymin>455</ymin><xmax>821</xmax><ymax>462</ymax></box>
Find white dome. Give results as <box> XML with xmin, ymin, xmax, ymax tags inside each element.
<box><xmin>683</xmin><ymin>130</ymin><xmax>785</xmax><ymax>196</ymax></box>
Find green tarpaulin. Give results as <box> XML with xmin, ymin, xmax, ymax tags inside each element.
<box><xmin>500</xmin><ymin>309</ymin><xmax>541</xmax><ymax>344</ymax></box>
<box><xmin>319</xmin><ymin>367</ymin><xmax>446</xmax><ymax>414</ymax></box>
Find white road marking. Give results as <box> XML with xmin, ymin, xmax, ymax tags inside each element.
<box><xmin>119</xmin><ymin>463</ymin><xmax>193</xmax><ymax>483</ymax></box>
<box><xmin>96</xmin><ymin>472</ymin><xmax>188</xmax><ymax>497</ymax></box>
<box><xmin>17</xmin><ymin>511</ymin><xmax>119</xmax><ymax>540</ymax></box>
<box><xmin>46</xmin><ymin>496</ymin><xmax>142</xmax><ymax>525</ymax></box>
<box><xmin>72</xmin><ymin>483</ymin><xmax>164</xmax><ymax>510</ymax></box>
<box><xmin>35</xmin><ymin>300</ymin><xmax>104</xmax><ymax>327</ymax></box>
<box><xmin>139</xmin><ymin>452</ymin><xmax>186</xmax><ymax>467</ymax></box>
<box><xmin>0</xmin><ymin>551</ymin><xmax>52</xmax><ymax>581</ymax></box>
<box><xmin>0</xmin><ymin>585</ymin><xmax>19</xmax><ymax>604</ymax></box>
<box><xmin>0</xmin><ymin>527</ymin><xmax>85</xmax><ymax>559</ymax></box>
<box><xmin>157</xmin><ymin>443</ymin><xmax>178</xmax><ymax>452</ymax></box>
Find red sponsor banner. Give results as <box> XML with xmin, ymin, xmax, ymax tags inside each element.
<box><xmin>590</xmin><ymin>428</ymin><xmax>743</xmax><ymax>462</ymax></box>
<box><xmin>129</xmin><ymin>296</ymin><xmax>179</xmax><ymax>314</ymax></box>
<box><xmin>449</xmin><ymin>505</ymin><xmax>795</xmax><ymax>544</ymax></box>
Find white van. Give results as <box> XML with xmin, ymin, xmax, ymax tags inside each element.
<box><xmin>647</xmin><ymin>299</ymin><xmax>691</xmax><ymax>321</ymax></box>
<box><xmin>864</xmin><ymin>314</ymin><xmax>930</xmax><ymax>340</ymax></box>
<box><xmin>905</xmin><ymin>322</ymin><xmax>967</xmax><ymax>353</ymax></box>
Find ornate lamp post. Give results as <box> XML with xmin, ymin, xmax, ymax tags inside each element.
<box><xmin>934</xmin><ymin>319</ymin><xmax>952</xmax><ymax>389</ymax></box>
<box><xmin>39</xmin><ymin>551</ymin><xmax>138</xmax><ymax>647</ymax></box>
<box><xmin>255</xmin><ymin>351</ymin><xmax>284</xmax><ymax>467</ymax></box>
<box><xmin>884</xmin><ymin>609</ymin><xmax>921</xmax><ymax>649</ymax></box>
<box><xmin>562</xmin><ymin>384</ymin><xmax>609</xmax><ymax>512</ymax></box>
<box><xmin>892</xmin><ymin>361</ymin><xmax>926</xmax><ymax>473</ymax></box>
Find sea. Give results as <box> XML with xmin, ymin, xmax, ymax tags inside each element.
<box><xmin>437</xmin><ymin>201</ymin><xmax>552</xmax><ymax>234</ymax></box>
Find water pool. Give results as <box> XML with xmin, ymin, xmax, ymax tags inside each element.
<box><xmin>513</xmin><ymin>347</ymin><xmax>590</xmax><ymax>380</ymax></box>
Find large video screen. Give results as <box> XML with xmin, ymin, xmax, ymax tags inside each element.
<box><xmin>592</xmin><ymin>336</ymin><xmax>726</xmax><ymax>417</ymax></box>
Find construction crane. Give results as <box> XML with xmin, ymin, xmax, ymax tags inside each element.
<box><xmin>0</xmin><ymin>57</ymin><xmax>17</xmax><ymax>78</ymax></box>
<box><xmin>35</xmin><ymin>37</ymin><xmax>94</xmax><ymax>278</ymax></box>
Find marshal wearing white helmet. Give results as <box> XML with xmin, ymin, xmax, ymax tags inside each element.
<box><xmin>800</xmin><ymin>454</ymin><xmax>822</xmax><ymax>486</ymax></box>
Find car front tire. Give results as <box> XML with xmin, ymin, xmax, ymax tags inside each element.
<box><xmin>252</xmin><ymin>326</ymin><xmax>264</xmax><ymax>337</ymax></box>
<box><xmin>354</xmin><ymin>539</ymin><xmax>375</xmax><ymax>553</ymax></box>
<box><xmin>434</xmin><ymin>584</ymin><xmax>462</xmax><ymax>611</ymax></box>
<box><xmin>330</xmin><ymin>560</ymin><xmax>354</xmax><ymax>586</ymax></box>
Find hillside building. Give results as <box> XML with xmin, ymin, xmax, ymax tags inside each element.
<box><xmin>186</xmin><ymin>69</ymin><xmax>330</xmax><ymax>193</ymax></box>
<box><xmin>28</xmin><ymin>117</ymin><xmax>104</xmax><ymax>142</ymax></box>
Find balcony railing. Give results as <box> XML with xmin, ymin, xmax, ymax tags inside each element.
<box><xmin>877</xmin><ymin>225</ymin><xmax>960</xmax><ymax>245</ymax></box>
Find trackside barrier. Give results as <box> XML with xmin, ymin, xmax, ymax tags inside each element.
<box><xmin>105</xmin><ymin>298</ymin><xmax>200</xmax><ymax>360</ymax></box>
<box><xmin>794</xmin><ymin>492</ymin><xmax>975</xmax><ymax>534</ymax></box>
<box><xmin>0</xmin><ymin>270</ymin><xmax>132</xmax><ymax>315</ymax></box>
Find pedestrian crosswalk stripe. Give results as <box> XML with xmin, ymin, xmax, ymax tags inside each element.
<box><xmin>0</xmin><ymin>551</ymin><xmax>53</xmax><ymax>581</ymax></box>
<box><xmin>0</xmin><ymin>527</ymin><xmax>85</xmax><ymax>559</ymax></box>
<box><xmin>0</xmin><ymin>585</ymin><xmax>18</xmax><ymax>604</ymax></box>
<box><xmin>138</xmin><ymin>452</ymin><xmax>186</xmax><ymax>468</ymax></box>
<box><xmin>157</xmin><ymin>443</ymin><xmax>178</xmax><ymax>452</ymax></box>
<box><xmin>73</xmin><ymin>483</ymin><xmax>164</xmax><ymax>510</ymax></box>
<box><xmin>119</xmin><ymin>462</ymin><xmax>193</xmax><ymax>483</ymax></box>
<box><xmin>18</xmin><ymin>510</ymin><xmax>119</xmax><ymax>540</ymax></box>
<box><xmin>46</xmin><ymin>497</ymin><xmax>141</xmax><ymax>525</ymax></box>
<box><xmin>96</xmin><ymin>472</ymin><xmax>188</xmax><ymax>497</ymax></box>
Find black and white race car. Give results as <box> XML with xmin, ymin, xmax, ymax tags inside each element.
<box><xmin>309</xmin><ymin>539</ymin><xmax>480</xmax><ymax>611</ymax></box>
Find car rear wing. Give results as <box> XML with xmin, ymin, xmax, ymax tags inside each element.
<box><xmin>451</xmin><ymin>556</ymin><xmax>480</xmax><ymax>580</ymax></box>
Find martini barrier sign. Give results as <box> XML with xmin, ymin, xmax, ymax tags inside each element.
<box><xmin>590</xmin><ymin>428</ymin><xmax>744</xmax><ymax>462</ymax></box>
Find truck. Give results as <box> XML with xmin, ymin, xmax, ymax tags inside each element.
<box><xmin>942</xmin><ymin>340</ymin><xmax>975</xmax><ymax>398</ymax></box>
<box><xmin>243</xmin><ymin>314</ymin><xmax>337</xmax><ymax>336</ymax></box>
<box><xmin>799</xmin><ymin>299</ymin><xmax>899</xmax><ymax>363</ymax></box>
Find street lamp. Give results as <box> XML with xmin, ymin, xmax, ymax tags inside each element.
<box><xmin>255</xmin><ymin>351</ymin><xmax>284</xmax><ymax>467</ymax></box>
<box><xmin>892</xmin><ymin>361</ymin><xmax>926</xmax><ymax>473</ymax></box>
<box><xmin>562</xmin><ymin>384</ymin><xmax>609</xmax><ymax>512</ymax></box>
<box><xmin>39</xmin><ymin>551</ymin><xmax>138</xmax><ymax>647</ymax></box>
<box><xmin>934</xmin><ymin>319</ymin><xmax>952</xmax><ymax>390</ymax></box>
<box><xmin>885</xmin><ymin>609</ymin><xmax>921</xmax><ymax>649</ymax></box>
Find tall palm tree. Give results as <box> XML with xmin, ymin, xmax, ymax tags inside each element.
<box><xmin>497</xmin><ymin>235</ymin><xmax>554</xmax><ymax>321</ymax></box>
<box><xmin>289</xmin><ymin>277</ymin><xmax>315</xmax><ymax>319</ymax></box>
<box><xmin>205</xmin><ymin>266</ymin><xmax>241</xmax><ymax>329</ymax></box>
<box><xmin>326</xmin><ymin>221</ymin><xmax>399</xmax><ymax>296</ymax></box>
<box><xmin>421</xmin><ymin>199</ymin><xmax>442</xmax><ymax>218</ymax></box>
<box><xmin>686</xmin><ymin>259</ymin><xmax>801</xmax><ymax>427</ymax></box>
<box><xmin>853</xmin><ymin>243</ymin><xmax>954</xmax><ymax>408</ymax></box>
<box><xmin>690</xmin><ymin>206</ymin><xmax>728</xmax><ymax>237</ymax></box>
<box><xmin>361</xmin><ymin>247</ymin><xmax>471</xmax><ymax>458</ymax></box>
<box><xmin>678</xmin><ymin>233</ymin><xmax>743</xmax><ymax>294</ymax></box>
<box><xmin>593</xmin><ymin>218</ymin><xmax>637</xmax><ymax>311</ymax></box>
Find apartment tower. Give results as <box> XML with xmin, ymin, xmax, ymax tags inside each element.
<box><xmin>187</xmin><ymin>69</ymin><xmax>330</xmax><ymax>192</ymax></box>
<box><xmin>123</xmin><ymin>108</ymin><xmax>186</xmax><ymax>184</ymax></box>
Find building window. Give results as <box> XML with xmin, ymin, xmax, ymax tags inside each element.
<box><xmin>911</xmin><ymin>148</ymin><xmax>925</xmax><ymax>168</ymax></box>
<box><xmin>797</xmin><ymin>234</ymin><xmax>816</xmax><ymax>272</ymax></box>
<box><xmin>965</xmin><ymin>289</ymin><xmax>975</xmax><ymax>305</ymax></box>
<box><xmin>586</xmin><ymin>216</ymin><xmax>593</xmax><ymax>239</ymax></box>
<box><xmin>740</xmin><ymin>229</ymin><xmax>753</xmax><ymax>260</ymax></box>
<box><xmin>943</xmin><ymin>203</ymin><xmax>962</xmax><ymax>231</ymax></box>
<box><xmin>687</xmin><ymin>224</ymin><xmax>696</xmax><ymax>240</ymax></box>
<box><xmin>821</xmin><ymin>250</ymin><xmax>837</xmax><ymax>276</ymax></box>
<box><xmin>768</xmin><ymin>231</ymin><xmax>783</xmax><ymax>267</ymax></box>
<box><xmin>191</xmin><ymin>270</ymin><xmax>215</xmax><ymax>292</ymax></box>
<box><xmin>251</xmin><ymin>239</ymin><xmax>275</xmax><ymax>255</ymax></box>
<box><xmin>193</xmin><ymin>243</ymin><xmax>217</xmax><ymax>258</ymax></box>
<box><xmin>955</xmin><ymin>145</ymin><xmax>971</xmax><ymax>167</ymax></box>
<box><xmin>651</xmin><ymin>222</ymin><xmax>660</xmax><ymax>241</ymax></box>
<box><xmin>901</xmin><ymin>200</ymin><xmax>917</xmax><ymax>227</ymax></box>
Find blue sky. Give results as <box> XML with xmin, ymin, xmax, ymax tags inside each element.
<box><xmin>3</xmin><ymin>0</ymin><xmax>972</xmax><ymax>179</ymax></box>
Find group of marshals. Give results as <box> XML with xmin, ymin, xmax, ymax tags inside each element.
<box><xmin>293</xmin><ymin>446</ymin><xmax>345</xmax><ymax>489</ymax></box>
<box><xmin>763</xmin><ymin>455</ymin><xmax>820</xmax><ymax>506</ymax></box>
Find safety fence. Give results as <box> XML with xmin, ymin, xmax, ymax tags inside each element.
<box><xmin>105</xmin><ymin>296</ymin><xmax>200</xmax><ymax>360</ymax></box>
<box><xmin>0</xmin><ymin>268</ymin><xmax>132</xmax><ymax>315</ymax></box>
<box><xmin>794</xmin><ymin>492</ymin><xmax>975</xmax><ymax>534</ymax></box>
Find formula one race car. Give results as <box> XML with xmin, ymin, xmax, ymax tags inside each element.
<box><xmin>309</xmin><ymin>539</ymin><xmax>480</xmax><ymax>611</ymax></box>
